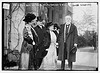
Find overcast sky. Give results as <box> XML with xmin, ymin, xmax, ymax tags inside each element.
<box><xmin>73</xmin><ymin>3</ymin><xmax>97</xmax><ymax>22</ymax></box>
<box><xmin>72</xmin><ymin>3</ymin><xmax>98</xmax><ymax>35</ymax></box>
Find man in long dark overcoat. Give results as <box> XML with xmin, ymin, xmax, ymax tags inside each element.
<box><xmin>58</xmin><ymin>15</ymin><xmax>78</xmax><ymax>70</ymax></box>
<box><xmin>34</xmin><ymin>16</ymin><xmax>50</xmax><ymax>70</ymax></box>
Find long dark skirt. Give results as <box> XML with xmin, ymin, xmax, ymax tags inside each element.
<box><xmin>18</xmin><ymin>42</ymin><xmax>35</xmax><ymax>70</ymax></box>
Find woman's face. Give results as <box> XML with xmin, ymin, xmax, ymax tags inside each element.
<box><xmin>54</xmin><ymin>27</ymin><xmax>57</xmax><ymax>30</ymax></box>
<box><xmin>32</xmin><ymin>17</ymin><xmax>37</xmax><ymax>24</ymax></box>
<box><xmin>29</xmin><ymin>17</ymin><xmax>37</xmax><ymax>27</ymax></box>
<box><xmin>49</xmin><ymin>25</ymin><xmax>54</xmax><ymax>30</ymax></box>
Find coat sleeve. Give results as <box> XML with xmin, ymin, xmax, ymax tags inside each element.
<box><xmin>31</xmin><ymin>28</ymin><xmax>39</xmax><ymax>45</ymax></box>
<box><xmin>43</xmin><ymin>30</ymin><xmax>51</xmax><ymax>49</ymax></box>
<box><xmin>23</xmin><ymin>27</ymin><xmax>33</xmax><ymax>44</ymax></box>
<box><xmin>74</xmin><ymin>26</ymin><xmax>78</xmax><ymax>45</ymax></box>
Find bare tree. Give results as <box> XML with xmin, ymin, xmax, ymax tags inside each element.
<box><xmin>7</xmin><ymin>3</ymin><xmax>25</xmax><ymax>51</ymax></box>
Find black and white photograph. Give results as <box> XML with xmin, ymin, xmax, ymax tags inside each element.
<box><xmin>2</xmin><ymin>1</ymin><xmax>98</xmax><ymax>71</ymax></box>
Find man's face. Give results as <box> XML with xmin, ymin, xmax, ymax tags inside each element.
<box><xmin>65</xmin><ymin>16</ymin><xmax>71</xmax><ymax>24</ymax></box>
<box><xmin>37</xmin><ymin>21</ymin><xmax>43</xmax><ymax>26</ymax></box>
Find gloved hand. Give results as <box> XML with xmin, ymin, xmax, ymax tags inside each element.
<box><xmin>71</xmin><ymin>46</ymin><xmax>77</xmax><ymax>53</ymax></box>
<box><xmin>32</xmin><ymin>41</ymin><xmax>35</xmax><ymax>45</ymax></box>
<box><xmin>74</xmin><ymin>43</ymin><xmax>77</xmax><ymax>47</ymax></box>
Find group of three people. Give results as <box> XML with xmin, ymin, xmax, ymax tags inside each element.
<box><xmin>19</xmin><ymin>13</ymin><xmax>78</xmax><ymax>70</ymax></box>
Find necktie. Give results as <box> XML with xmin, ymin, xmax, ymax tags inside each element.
<box><xmin>64</xmin><ymin>24</ymin><xmax>67</xmax><ymax>43</ymax></box>
<box><xmin>64</xmin><ymin>24</ymin><xmax>70</xmax><ymax>42</ymax></box>
<box><xmin>66</xmin><ymin>25</ymin><xmax>69</xmax><ymax>28</ymax></box>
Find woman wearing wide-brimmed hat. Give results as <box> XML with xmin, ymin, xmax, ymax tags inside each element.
<box><xmin>19</xmin><ymin>13</ymin><xmax>38</xmax><ymax>70</ymax></box>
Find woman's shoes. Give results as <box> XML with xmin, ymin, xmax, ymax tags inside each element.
<box><xmin>34</xmin><ymin>66</ymin><xmax>39</xmax><ymax>70</ymax></box>
<box><xmin>67</xmin><ymin>67</ymin><xmax>72</xmax><ymax>70</ymax></box>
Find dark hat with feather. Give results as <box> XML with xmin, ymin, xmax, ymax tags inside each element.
<box><xmin>23</xmin><ymin>13</ymin><xmax>36</xmax><ymax>23</ymax></box>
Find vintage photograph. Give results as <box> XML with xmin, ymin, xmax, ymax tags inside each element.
<box><xmin>2</xmin><ymin>2</ymin><xmax>98</xmax><ymax>71</ymax></box>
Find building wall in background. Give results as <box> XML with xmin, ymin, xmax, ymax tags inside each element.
<box><xmin>3</xmin><ymin>2</ymin><xmax>73</xmax><ymax>52</ymax></box>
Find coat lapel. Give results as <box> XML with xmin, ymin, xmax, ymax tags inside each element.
<box><xmin>62</xmin><ymin>23</ymin><xmax>65</xmax><ymax>33</ymax></box>
<box><xmin>61</xmin><ymin>23</ymin><xmax>75</xmax><ymax>39</ymax></box>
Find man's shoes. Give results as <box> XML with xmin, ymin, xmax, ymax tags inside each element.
<box><xmin>57</xmin><ymin>68</ymin><xmax>65</xmax><ymax>71</ymax></box>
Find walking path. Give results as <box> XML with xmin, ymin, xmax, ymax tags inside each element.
<box><xmin>57</xmin><ymin>47</ymin><xmax>98</xmax><ymax>70</ymax></box>
<box><xmin>4</xmin><ymin>47</ymin><xmax>98</xmax><ymax>71</ymax></box>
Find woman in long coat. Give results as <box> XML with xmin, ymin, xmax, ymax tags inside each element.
<box><xmin>19</xmin><ymin>13</ymin><xmax>38</xmax><ymax>70</ymax></box>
